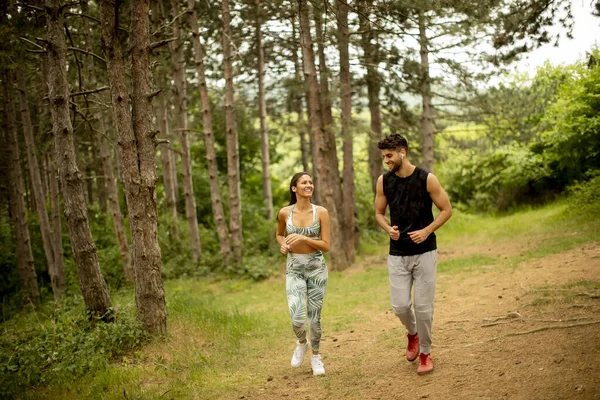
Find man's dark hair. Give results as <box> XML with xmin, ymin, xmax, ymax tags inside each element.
<box><xmin>377</xmin><ymin>134</ymin><xmax>409</xmax><ymax>152</ymax></box>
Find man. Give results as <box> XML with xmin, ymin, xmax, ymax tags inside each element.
<box><xmin>374</xmin><ymin>134</ymin><xmax>452</xmax><ymax>375</ymax></box>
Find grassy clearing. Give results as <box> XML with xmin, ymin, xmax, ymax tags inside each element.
<box><xmin>13</xmin><ymin>200</ymin><xmax>600</xmax><ymax>399</ymax></box>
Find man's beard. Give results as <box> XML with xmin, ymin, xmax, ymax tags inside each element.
<box><xmin>390</xmin><ymin>158</ymin><xmax>402</xmax><ymax>173</ymax></box>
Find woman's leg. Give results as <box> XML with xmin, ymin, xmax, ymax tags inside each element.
<box><xmin>305</xmin><ymin>254</ymin><xmax>328</xmax><ymax>352</ymax></box>
<box><xmin>286</xmin><ymin>255</ymin><xmax>308</xmax><ymax>342</ymax></box>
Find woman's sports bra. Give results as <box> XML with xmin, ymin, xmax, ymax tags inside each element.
<box><xmin>286</xmin><ymin>204</ymin><xmax>321</xmax><ymax>239</ymax></box>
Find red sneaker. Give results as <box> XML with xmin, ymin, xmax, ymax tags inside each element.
<box><xmin>417</xmin><ymin>353</ymin><xmax>433</xmax><ymax>375</ymax></box>
<box><xmin>406</xmin><ymin>332</ymin><xmax>419</xmax><ymax>361</ymax></box>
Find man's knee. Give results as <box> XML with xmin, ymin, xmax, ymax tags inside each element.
<box><xmin>391</xmin><ymin>303</ymin><xmax>412</xmax><ymax>317</ymax></box>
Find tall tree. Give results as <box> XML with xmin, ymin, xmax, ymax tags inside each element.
<box><xmin>222</xmin><ymin>0</ymin><xmax>243</xmax><ymax>263</ymax></box>
<box><xmin>358</xmin><ymin>0</ymin><xmax>383</xmax><ymax>195</ymax></box>
<box><xmin>3</xmin><ymin>71</ymin><xmax>40</xmax><ymax>308</ymax></box>
<box><xmin>99</xmin><ymin>0</ymin><xmax>167</xmax><ymax>333</ymax></box>
<box><xmin>297</xmin><ymin>0</ymin><xmax>349</xmax><ymax>270</ymax></box>
<box><xmin>337</xmin><ymin>0</ymin><xmax>357</xmax><ymax>259</ymax></box>
<box><xmin>187</xmin><ymin>0</ymin><xmax>233</xmax><ymax>263</ymax></box>
<box><xmin>255</xmin><ymin>0</ymin><xmax>274</xmax><ymax>220</ymax></box>
<box><xmin>170</xmin><ymin>0</ymin><xmax>202</xmax><ymax>261</ymax></box>
<box><xmin>16</xmin><ymin>70</ymin><xmax>63</xmax><ymax>301</ymax></box>
<box><xmin>418</xmin><ymin>9</ymin><xmax>435</xmax><ymax>173</ymax></box>
<box><xmin>45</xmin><ymin>0</ymin><xmax>111</xmax><ymax>317</ymax></box>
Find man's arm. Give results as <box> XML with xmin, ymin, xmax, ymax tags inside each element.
<box><xmin>407</xmin><ymin>173</ymin><xmax>453</xmax><ymax>244</ymax></box>
<box><xmin>375</xmin><ymin>175</ymin><xmax>400</xmax><ymax>241</ymax></box>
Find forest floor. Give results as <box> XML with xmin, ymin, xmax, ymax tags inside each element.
<box><xmin>236</xmin><ymin>240</ymin><xmax>600</xmax><ymax>400</ymax></box>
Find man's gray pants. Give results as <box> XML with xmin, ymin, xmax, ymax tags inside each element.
<box><xmin>388</xmin><ymin>250</ymin><xmax>437</xmax><ymax>354</ymax></box>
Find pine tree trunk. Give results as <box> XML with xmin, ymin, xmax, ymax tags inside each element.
<box><xmin>171</xmin><ymin>0</ymin><xmax>201</xmax><ymax>261</ymax></box>
<box><xmin>297</xmin><ymin>0</ymin><xmax>349</xmax><ymax>270</ymax></box>
<box><xmin>156</xmin><ymin>89</ymin><xmax>179</xmax><ymax>230</ymax></box>
<box><xmin>45</xmin><ymin>0</ymin><xmax>111</xmax><ymax>317</ymax></box>
<box><xmin>98</xmin><ymin>118</ymin><xmax>134</xmax><ymax>282</ymax></box>
<box><xmin>100</xmin><ymin>0</ymin><xmax>166</xmax><ymax>333</ymax></box>
<box><xmin>358</xmin><ymin>0</ymin><xmax>383</xmax><ymax>195</ymax></box>
<box><xmin>187</xmin><ymin>0</ymin><xmax>233</xmax><ymax>263</ymax></box>
<box><xmin>3</xmin><ymin>72</ymin><xmax>41</xmax><ymax>309</ymax></box>
<box><xmin>222</xmin><ymin>0</ymin><xmax>243</xmax><ymax>263</ymax></box>
<box><xmin>16</xmin><ymin>70</ymin><xmax>59</xmax><ymax>297</ymax></box>
<box><xmin>48</xmin><ymin>154</ymin><xmax>66</xmax><ymax>298</ymax></box>
<box><xmin>418</xmin><ymin>10</ymin><xmax>435</xmax><ymax>173</ymax></box>
<box><xmin>291</xmin><ymin>15</ymin><xmax>312</xmax><ymax>180</ymax></box>
<box><xmin>337</xmin><ymin>0</ymin><xmax>357</xmax><ymax>260</ymax></box>
<box><xmin>313</xmin><ymin>3</ymin><xmax>333</xmax><ymax>127</ymax></box>
<box><xmin>255</xmin><ymin>0</ymin><xmax>274</xmax><ymax>220</ymax></box>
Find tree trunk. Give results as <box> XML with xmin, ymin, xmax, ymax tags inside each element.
<box><xmin>187</xmin><ymin>0</ymin><xmax>233</xmax><ymax>263</ymax></box>
<box><xmin>418</xmin><ymin>10</ymin><xmax>435</xmax><ymax>173</ymax></box>
<box><xmin>255</xmin><ymin>0</ymin><xmax>274</xmax><ymax>220</ymax></box>
<box><xmin>3</xmin><ymin>72</ymin><xmax>40</xmax><ymax>309</ymax></box>
<box><xmin>99</xmin><ymin>0</ymin><xmax>167</xmax><ymax>333</ymax></box>
<box><xmin>151</xmin><ymin>0</ymin><xmax>179</xmax><ymax>234</ymax></box>
<box><xmin>337</xmin><ymin>0</ymin><xmax>357</xmax><ymax>260</ymax></box>
<box><xmin>297</xmin><ymin>0</ymin><xmax>349</xmax><ymax>270</ymax></box>
<box><xmin>291</xmin><ymin>14</ymin><xmax>312</xmax><ymax>182</ymax></box>
<box><xmin>101</xmin><ymin>0</ymin><xmax>167</xmax><ymax>333</ymax></box>
<box><xmin>222</xmin><ymin>0</ymin><xmax>243</xmax><ymax>263</ymax></box>
<box><xmin>358</xmin><ymin>0</ymin><xmax>383</xmax><ymax>195</ymax></box>
<box><xmin>156</xmin><ymin>88</ymin><xmax>179</xmax><ymax>230</ymax></box>
<box><xmin>45</xmin><ymin>0</ymin><xmax>111</xmax><ymax>317</ymax></box>
<box><xmin>16</xmin><ymin>70</ymin><xmax>60</xmax><ymax>299</ymax></box>
<box><xmin>313</xmin><ymin>2</ymin><xmax>333</xmax><ymax>127</ymax></box>
<box><xmin>171</xmin><ymin>0</ymin><xmax>202</xmax><ymax>261</ymax></box>
<box><xmin>48</xmin><ymin>153</ymin><xmax>66</xmax><ymax>297</ymax></box>
<box><xmin>80</xmin><ymin>5</ymin><xmax>133</xmax><ymax>282</ymax></box>
<box><xmin>99</xmin><ymin>118</ymin><xmax>134</xmax><ymax>282</ymax></box>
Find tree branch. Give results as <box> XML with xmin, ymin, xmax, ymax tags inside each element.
<box><xmin>70</xmin><ymin>86</ymin><xmax>110</xmax><ymax>98</ymax></box>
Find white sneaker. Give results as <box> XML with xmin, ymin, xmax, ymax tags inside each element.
<box><xmin>310</xmin><ymin>354</ymin><xmax>325</xmax><ymax>376</ymax></box>
<box><xmin>291</xmin><ymin>340</ymin><xmax>309</xmax><ymax>368</ymax></box>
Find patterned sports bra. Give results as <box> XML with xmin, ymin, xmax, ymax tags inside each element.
<box><xmin>286</xmin><ymin>204</ymin><xmax>321</xmax><ymax>239</ymax></box>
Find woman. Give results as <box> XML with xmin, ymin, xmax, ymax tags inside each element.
<box><xmin>276</xmin><ymin>172</ymin><xmax>331</xmax><ymax>376</ymax></box>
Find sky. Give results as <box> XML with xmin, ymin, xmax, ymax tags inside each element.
<box><xmin>517</xmin><ymin>0</ymin><xmax>600</xmax><ymax>74</ymax></box>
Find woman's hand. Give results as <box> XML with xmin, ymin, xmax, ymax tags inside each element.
<box><xmin>280</xmin><ymin>243</ymin><xmax>291</xmax><ymax>255</ymax></box>
<box><xmin>285</xmin><ymin>233</ymin><xmax>306</xmax><ymax>248</ymax></box>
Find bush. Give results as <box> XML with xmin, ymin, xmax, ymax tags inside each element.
<box><xmin>0</xmin><ymin>297</ymin><xmax>148</xmax><ymax>398</ymax></box>
<box><xmin>563</xmin><ymin>171</ymin><xmax>600</xmax><ymax>217</ymax></box>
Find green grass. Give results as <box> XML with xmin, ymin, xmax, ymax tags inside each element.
<box><xmin>8</xmin><ymin>199</ymin><xmax>600</xmax><ymax>399</ymax></box>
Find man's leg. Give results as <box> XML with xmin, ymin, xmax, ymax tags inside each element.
<box><xmin>412</xmin><ymin>250</ymin><xmax>437</xmax><ymax>355</ymax></box>
<box><xmin>388</xmin><ymin>255</ymin><xmax>416</xmax><ymax>334</ymax></box>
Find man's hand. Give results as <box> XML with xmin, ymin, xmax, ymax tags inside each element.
<box><xmin>389</xmin><ymin>225</ymin><xmax>400</xmax><ymax>241</ymax></box>
<box><xmin>408</xmin><ymin>228</ymin><xmax>430</xmax><ymax>244</ymax></box>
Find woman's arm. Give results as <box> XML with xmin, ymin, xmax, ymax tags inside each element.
<box><xmin>276</xmin><ymin>208</ymin><xmax>290</xmax><ymax>254</ymax></box>
<box><xmin>284</xmin><ymin>207</ymin><xmax>331</xmax><ymax>252</ymax></box>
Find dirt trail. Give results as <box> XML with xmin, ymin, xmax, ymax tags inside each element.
<box><xmin>240</xmin><ymin>242</ymin><xmax>600</xmax><ymax>400</ymax></box>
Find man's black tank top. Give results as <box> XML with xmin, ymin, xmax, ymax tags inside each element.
<box><xmin>383</xmin><ymin>167</ymin><xmax>437</xmax><ymax>256</ymax></box>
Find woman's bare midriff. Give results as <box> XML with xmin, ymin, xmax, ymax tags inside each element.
<box><xmin>288</xmin><ymin>241</ymin><xmax>317</xmax><ymax>254</ymax></box>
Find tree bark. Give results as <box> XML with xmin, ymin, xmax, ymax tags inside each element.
<box><xmin>291</xmin><ymin>14</ymin><xmax>313</xmax><ymax>183</ymax></box>
<box><xmin>358</xmin><ymin>0</ymin><xmax>383</xmax><ymax>195</ymax></box>
<box><xmin>222</xmin><ymin>0</ymin><xmax>243</xmax><ymax>263</ymax></box>
<box><xmin>171</xmin><ymin>0</ymin><xmax>202</xmax><ymax>261</ymax></box>
<box><xmin>48</xmin><ymin>153</ymin><xmax>65</xmax><ymax>297</ymax></box>
<box><xmin>156</xmin><ymin>88</ymin><xmax>179</xmax><ymax>229</ymax></box>
<box><xmin>3</xmin><ymin>71</ymin><xmax>41</xmax><ymax>309</ymax></box>
<box><xmin>313</xmin><ymin>2</ymin><xmax>333</xmax><ymax>127</ymax></box>
<box><xmin>16</xmin><ymin>70</ymin><xmax>61</xmax><ymax>300</ymax></box>
<box><xmin>418</xmin><ymin>10</ymin><xmax>435</xmax><ymax>173</ymax></box>
<box><xmin>45</xmin><ymin>0</ymin><xmax>111</xmax><ymax>317</ymax></box>
<box><xmin>100</xmin><ymin>0</ymin><xmax>167</xmax><ymax>333</ymax></box>
<box><xmin>337</xmin><ymin>0</ymin><xmax>357</xmax><ymax>260</ymax></box>
<box><xmin>297</xmin><ymin>0</ymin><xmax>349</xmax><ymax>270</ymax></box>
<box><xmin>255</xmin><ymin>0</ymin><xmax>274</xmax><ymax>220</ymax></box>
<box><xmin>187</xmin><ymin>0</ymin><xmax>233</xmax><ymax>263</ymax></box>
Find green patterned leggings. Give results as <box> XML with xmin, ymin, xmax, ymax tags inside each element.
<box><xmin>286</xmin><ymin>251</ymin><xmax>328</xmax><ymax>352</ymax></box>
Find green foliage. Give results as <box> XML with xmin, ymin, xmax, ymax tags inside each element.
<box><xmin>539</xmin><ymin>52</ymin><xmax>600</xmax><ymax>187</ymax></box>
<box><xmin>441</xmin><ymin>143</ymin><xmax>550</xmax><ymax>211</ymax></box>
<box><xmin>0</xmin><ymin>298</ymin><xmax>148</xmax><ymax>398</ymax></box>
<box><xmin>563</xmin><ymin>171</ymin><xmax>600</xmax><ymax>217</ymax></box>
